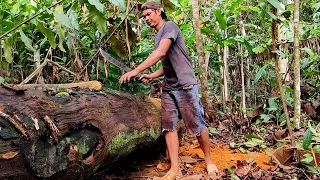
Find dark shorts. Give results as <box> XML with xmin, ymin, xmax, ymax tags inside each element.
<box><xmin>161</xmin><ymin>85</ymin><xmax>206</xmax><ymax>136</ymax></box>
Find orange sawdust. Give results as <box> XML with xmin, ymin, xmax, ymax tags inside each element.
<box><xmin>179</xmin><ymin>145</ymin><xmax>275</xmax><ymax>171</ymax></box>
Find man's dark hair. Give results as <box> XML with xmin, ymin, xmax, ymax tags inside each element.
<box><xmin>141</xmin><ymin>1</ymin><xmax>167</xmax><ymax>20</ymax></box>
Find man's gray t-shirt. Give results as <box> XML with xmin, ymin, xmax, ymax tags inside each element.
<box><xmin>155</xmin><ymin>21</ymin><xmax>197</xmax><ymax>91</ymax></box>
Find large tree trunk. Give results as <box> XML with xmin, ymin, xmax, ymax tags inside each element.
<box><xmin>0</xmin><ymin>86</ymin><xmax>162</xmax><ymax>179</ymax></box>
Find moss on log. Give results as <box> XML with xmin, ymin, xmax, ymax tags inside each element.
<box><xmin>0</xmin><ymin>86</ymin><xmax>162</xmax><ymax>179</ymax></box>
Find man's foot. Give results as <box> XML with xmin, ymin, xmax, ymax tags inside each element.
<box><xmin>204</xmin><ymin>156</ymin><xmax>218</xmax><ymax>175</ymax></box>
<box><xmin>159</xmin><ymin>170</ymin><xmax>182</xmax><ymax>180</ymax></box>
<box><xmin>204</xmin><ymin>156</ymin><xmax>214</xmax><ymax>166</ymax></box>
<box><xmin>207</xmin><ymin>164</ymin><xmax>218</xmax><ymax>175</ymax></box>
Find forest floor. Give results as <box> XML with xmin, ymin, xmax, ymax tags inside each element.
<box><xmin>92</xmin><ymin>115</ymin><xmax>319</xmax><ymax>180</ymax></box>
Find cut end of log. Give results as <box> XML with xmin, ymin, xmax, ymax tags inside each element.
<box><xmin>90</xmin><ymin>81</ymin><xmax>102</xmax><ymax>90</ymax></box>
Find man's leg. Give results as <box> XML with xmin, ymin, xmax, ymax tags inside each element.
<box><xmin>174</xmin><ymin>85</ymin><xmax>217</xmax><ymax>174</ymax></box>
<box><xmin>197</xmin><ymin>128</ymin><xmax>213</xmax><ymax>165</ymax></box>
<box><xmin>165</xmin><ymin>130</ymin><xmax>182</xmax><ymax>176</ymax></box>
<box><xmin>161</xmin><ymin>91</ymin><xmax>182</xmax><ymax>178</ymax></box>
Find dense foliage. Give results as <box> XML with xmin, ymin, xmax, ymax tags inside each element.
<box><xmin>0</xmin><ymin>0</ymin><xmax>320</xmax><ymax>176</ymax></box>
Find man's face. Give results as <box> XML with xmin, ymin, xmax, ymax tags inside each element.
<box><xmin>142</xmin><ymin>8</ymin><xmax>162</xmax><ymax>28</ymax></box>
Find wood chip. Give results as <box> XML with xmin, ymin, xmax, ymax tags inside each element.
<box><xmin>0</xmin><ymin>151</ymin><xmax>19</xmax><ymax>159</ymax></box>
<box><xmin>31</xmin><ymin>117</ymin><xmax>39</xmax><ymax>130</ymax></box>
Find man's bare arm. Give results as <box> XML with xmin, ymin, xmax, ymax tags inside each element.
<box><xmin>150</xmin><ymin>67</ymin><xmax>164</xmax><ymax>78</ymax></box>
<box><xmin>119</xmin><ymin>38</ymin><xmax>172</xmax><ymax>83</ymax></box>
<box><xmin>135</xmin><ymin>39</ymin><xmax>172</xmax><ymax>72</ymax></box>
<box><xmin>139</xmin><ymin>67</ymin><xmax>164</xmax><ymax>84</ymax></box>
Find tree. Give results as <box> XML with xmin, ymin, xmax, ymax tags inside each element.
<box><xmin>192</xmin><ymin>0</ymin><xmax>215</xmax><ymax>119</ymax></box>
<box><xmin>293</xmin><ymin>0</ymin><xmax>301</xmax><ymax>128</ymax></box>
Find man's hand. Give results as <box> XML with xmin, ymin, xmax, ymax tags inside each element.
<box><xmin>119</xmin><ymin>69</ymin><xmax>139</xmax><ymax>83</ymax></box>
<box><xmin>139</xmin><ymin>74</ymin><xmax>154</xmax><ymax>84</ymax></box>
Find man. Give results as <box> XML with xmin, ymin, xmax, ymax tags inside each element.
<box><xmin>119</xmin><ymin>1</ymin><xmax>218</xmax><ymax>179</ymax></box>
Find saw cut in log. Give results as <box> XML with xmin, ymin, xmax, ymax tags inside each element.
<box><xmin>0</xmin><ymin>87</ymin><xmax>162</xmax><ymax>179</ymax></box>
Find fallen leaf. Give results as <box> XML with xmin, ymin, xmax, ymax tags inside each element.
<box><xmin>302</xmin><ymin>103</ymin><xmax>316</xmax><ymax>117</ymax></box>
<box><xmin>251</xmin><ymin>168</ymin><xmax>263</xmax><ymax>179</ymax></box>
<box><xmin>218</xmin><ymin>120</ymin><xmax>229</xmax><ymax>131</ymax></box>
<box><xmin>180</xmin><ymin>156</ymin><xmax>198</xmax><ymax>164</ymax></box>
<box><xmin>275</xmin><ymin>129</ymin><xmax>287</xmax><ymax>140</ymax></box>
<box><xmin>156</xmin><ymin>162</ymin><xmax>170</xmax><ymax>171</ymax></box>
<box><xmin>181</xmin><ymin>174</ymin><xmax>203</xmax><ymax>180</ymax></box>
<box><xmin>248</xmin><ymin>104</ymin><xmax>264</xmax><ymax>120</ymax></box>
<box><xmin>298</xmin><ymin>150</ymin><xmax>320</xmax><ymax>166</ymax></box>
<box><xmin>234</xmin><ymin>160</ymin><xmax>251</xmax><ymax>177</ymax></box>
<box><xmin>272</xmin><ymin>146</ymin><xmax>294</xmax><ymax>166</ymax></box>
<box><xmin>0</xmin><ymin>151</ymin><xmax>19</xmax><ymax>159</ymax></box>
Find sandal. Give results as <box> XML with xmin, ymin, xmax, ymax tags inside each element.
<box><xmin>160</xmin><ymin>170</ymin><xmax>182</xmax><ymax>180</ymax></box>
<box><xmin>207</xmin><ymin>164</ymin><xmax>218</xmax><ymax>175</ymax></box>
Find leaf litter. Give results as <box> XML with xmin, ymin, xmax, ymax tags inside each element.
<box><xmin>92</xmin><ymin>115</ymin><xmax>319</xmax><ymax>179</ymax></box>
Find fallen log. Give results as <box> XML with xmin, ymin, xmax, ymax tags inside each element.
<box><xmin>0</xmin><ymin>86</ymin><xmax>162</xmax><ymax>179</ymax></box>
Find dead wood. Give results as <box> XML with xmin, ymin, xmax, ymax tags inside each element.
<box><xmin>0</xmin><ymin>87</ymin><xmax>162</xmax><ymax>179</ymax></box>
<box><xmin>2</xmin><ymin>80</ymin><xmax>102</xmax><ymax>92</ymax></box>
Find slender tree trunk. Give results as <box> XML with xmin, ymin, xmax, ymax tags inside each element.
<box><xmin>271</xmin><ymin>7</ymin><xmax>295</xmax><ymax>146</ymax></box>
<box><xmin>293</xmin><ymin>0</ymin><xmax>301</xmax><ymax>128</ymax></box>
<box><xmin>125</xmin><ymin>0</ymin><xmax>131</xmax><ymax>60</ymax></box>
<box><xmin>192</xmin><ymin>0</ymin><xmax>214</xmax><ymax>119</ymax></box>
<box><xmin>246</xmin><ymin>56</ymin><xmax>252</xmax><ymax>106</ymax></box>
<box><xmin>205</xmin><ymin>52</ymin><xmax>210</xmax><ymax>73</ymax></box>
<box><xmin>217</xmin><ymin>45</ymin><xmax>226</xmax><ymax>111</ymax></box>
<box><xmin>239</xmin><ymin>16</ymin><xmax>247</xmax><ymax>118</ymax></box>
<box><xmin>223</xmin><ymin>31</ymin><xmax>229</xmax><ymax>101</ymax></box>
<box><xmin>278</xmin><ymin>2</ymin><xmax>291</xmax><ymax>82</ymax></box>
<box><xmin>0</xmin><ymin>23</ymin><xmax>2</xmax><ymax>71</ymax></box>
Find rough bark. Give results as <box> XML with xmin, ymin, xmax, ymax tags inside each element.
<box><xmin>192</xmin><ymin>0</ymin><xmax>215</xmax><ymax>119</ymax></box>
<box><xmin>0</xmin><ymin>86</ymin><xmax>162</xmax><ymax>179</ymax></box>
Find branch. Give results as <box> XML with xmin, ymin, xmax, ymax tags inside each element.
<box><xmin>47</xmin><ymin>59</ymin><xmax>77</xmax><ymax>76</ymax></box>
<box><xmin>20</xmin><ymin>58</ymin><xmax>48</xmax><ymax>85</ymax></box>
<box><xmin>18</xmin><ymin>81</ymin><xmax>102</xmax><ymax>90</ymax></box>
